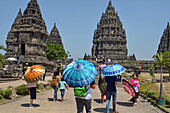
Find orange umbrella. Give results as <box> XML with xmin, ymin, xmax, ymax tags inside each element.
<box><xmin>24</xmin><ymin>65</ymin><xmax>45</xmax><ymax>83</ymax></box>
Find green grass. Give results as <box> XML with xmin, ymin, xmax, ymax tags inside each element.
<box><xmin>0</xmin><ymin>98</ymin><xmax>9</xmax><ymax>103</ymax></box>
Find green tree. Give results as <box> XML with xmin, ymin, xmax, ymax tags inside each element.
<box><xmin>0</xmin><ymin>45</ymin><xmax>6</xmax><ymax>51</ymax></box>
<box><xmin>149</xmin><ymin>51</ymin><xmax>170</xmax><ymax>99</ymax></box>
<box><xmin>46</xmin><ymin>43</ymin><xmax>68</xmax><ymax>60</ymax></box>
<box><xmin>0</xmin><ymin>45</ymin><xmax>6</xmax><ymax>68</ymax></box>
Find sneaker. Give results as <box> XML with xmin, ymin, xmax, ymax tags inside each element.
<box><xmin>29</xmin><ymin>106</ymin><xmax>34</xmax><ymax>108</ymax></box>
<box><xmin>133</xmin><ymin>103</ymin><xmax>137</xmax><ymax>106</ymax></box>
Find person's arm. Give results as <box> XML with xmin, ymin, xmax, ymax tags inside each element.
<box><xmin>131</xmin><ymin>79</ymin><xmax>138</xmax><ymax>86</ymax></box>
<box><xmin>59</xmin><ymin>82</ymin><xmax>60</xmax><ymax>88</ymax></box>
<box><xmin>115</xmin><ymin>76</ymin><xmax>118</xmax><ymax>85</ymax></box>
<box><xmin>57</xmin><ymin>78</ymin><xmax>60</xmax><ymax>85</ymax></box>
<box><xmin>98</xmin><ymin>76</ymin><xmax>101</xmax><ymax>88</ymax></box>
<box><xmin>90</xmin><ymin>84</ymin><xmax>95</xmax><ymax>89</ymax></box>
<box><xmin>115</xmin><ymin>81</ymin><xmax>117</xmax><ymax>85</ymax></box>
<box><xmin>65</xmin><ymin>83</ymin><xmax>69</xmax><ymax>90</ymax></box>
<box><xmin>90</xmin><ymin>81</ymin><xmax>95</xmax><ymax>89</ymax></box>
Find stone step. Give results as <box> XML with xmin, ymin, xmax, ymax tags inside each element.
<box><xmin>0</xmin><ymin>78</ymin><xmax>20</xmax><ymax>82</ymax></box>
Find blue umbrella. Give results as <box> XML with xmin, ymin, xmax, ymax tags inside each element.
<box><xmin>102</xmin><ymin>64</ymin><xmax>126</xmax><ymax>76</ymax></box>
<box><xmin>63</xmin><ymin>60</ymin><xmax>97</xmax><ymax>87</ymax></box>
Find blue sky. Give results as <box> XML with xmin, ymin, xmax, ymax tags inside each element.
<box><xmin>0</xmin><ymin>0</ymin><xmax>170</xmax><ymax>60</ymax></box>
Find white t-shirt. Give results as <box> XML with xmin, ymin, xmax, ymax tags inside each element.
<box><xmin>75</xmin><ymin>85</ymin><xmax>91</xmax><ymax>100</ymax></box>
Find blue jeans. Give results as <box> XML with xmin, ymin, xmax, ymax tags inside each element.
<box><xmin>53</xmin><ymin>86</ymin><xmax>58</xmax><ymax>99</ymax></box>
<box><xmin>60</xmin><ymin>89</ymin><xmax>65</xmax><ymax>98</ymax></box>
<box><xmin>76</xmin><ymin>98</ymin><xmax>91</xmax><ymax>113</ymax></box>
<box><xmin>106</xmin><ymin>91</ymin><xmax>117</xmax><ymax>113</ymax></box>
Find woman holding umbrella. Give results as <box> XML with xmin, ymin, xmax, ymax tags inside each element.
<box><xmin>102</xmin><ymin>64</ymin><xmax>126</xmax><ymax>113</ymax></box>
<box><xmin>24</xmin><ymin>65</ymin><xmax>45</xmax><ymax>108</ymax></box>
<box><xmin>27</xmin><ymin>81</ymin><xmax>37</xmax><ymax>108</ymax></box>
<box><xmin>63</xmin><ymin>60</ymin><xmax>97</xmax><ymax>113</ymax></box>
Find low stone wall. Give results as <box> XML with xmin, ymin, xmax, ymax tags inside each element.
<box><xmin>152</xmin><ymin>76</ymin><xmax>170</xmax><ymax>83</ymax></box>
<box><xmin>90</xmin><ymin>60</ymin><xmax>169</xmax><ymax>74</ymax></box>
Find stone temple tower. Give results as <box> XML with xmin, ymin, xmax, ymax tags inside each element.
<box><xmin>48</xmin><ymin>23</ymin><xmax>64</xmax><ymax>48</ymax></box>
<box><xmin>4</xmin><ymin>0</ymin><xmax>54</xmax><ymax>70</ymax></box>
<box><xmin>92</xmin><ymin>0</ymin><xmax>128</xmax><ymax>61</ymax></box>
<box><xmin>158</xmin><ymin>22</ymin><xmax>170</xmax><ymax>53</ymax></box>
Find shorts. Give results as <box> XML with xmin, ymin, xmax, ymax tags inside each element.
<box><xmin>28</xmin><ymin>87</ymin><xmax>36</xmax><ymax>99</ymax></box>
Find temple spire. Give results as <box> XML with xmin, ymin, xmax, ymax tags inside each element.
<box><xmin>11</xmin><ymin>8</ymin><xmax>22</xmax><ymax>30</ymax></box>
<box><xmin>106</xmin><ymin>0</ymin><xmax>115</xmax><ymax>14</ymax></box>
<box><xmin>23</xmin><ymin>0</ymin><xmax>41</xmax><ymax>18</ymax></box>
<box><xmin>167</xmin><ymin>22</ymin><xmax>169</xmax><ymax>28</ymax></box>
<box><xmin>54</xmin><ymin>22</ymin><xmax>56</xmax><ymax>28</ymax></box>
<box><xmin>17</xmin><ymin>8</ymin><xmax>22</xmax><ymax>18</ymax></box>
<box><xmin>109</xmin><ymin>0</ymin><xmax>112</xmax><ymax>6</ymax></box>
<box><xmin>92</xmin><ymin>0</ymin><xmax>127</xmax><ymax>61</ymax></box>
<box><xmin>48</xmin><ymin>22</ymin><xmax>63</xmax><ymax>47</ymax></box>
<box><xmin>51</xmin><ymin>22</ymin><xmax>59</xmax><ymax>33</ymax></box>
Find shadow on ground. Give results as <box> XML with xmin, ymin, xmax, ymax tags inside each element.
<box><xmin>21</xmin><ymin>103</ymin><xmax>40</xmax><ymax>107</ymax></box>
<box><xmin>116</xmin><ymin>102</ymin><xmax>133</xmax><ymax>107</ymax></box>
<box><xmin>93</xmin><ymin>108</ymin><xmax>106</xmax><ymax>112</ymax></box>
<box><xmin>48</xmin><ymin>98</ymin><xmax>62</xmax><ymax>102</ymax></box>
<box><xmin>165</xmin><ymin>105</ymin><xmax>170</xmax><ymax>108</ymax></box>
<box><xmin>48</xmin><ymin>98</ymin><xmax>54</xmax><ymax>101</ymax></box>
<box><xmin>93</xmin><ymin>99</ymin><xmax>106</xmax><ymax>104</ymax></box>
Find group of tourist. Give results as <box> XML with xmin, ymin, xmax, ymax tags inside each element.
<box><xmin>26</xmin><ymin>62</ymin><xmax>140</xmax><ymax>113</ymax></box>
<box><xmin>95</xmin><ymin>57</ymin><xmax>112</xmax><ymax>64</ymax></box>
<box><xmin>51</xmin><ymin>69</ymin><xmax>68</xmax><ymax>102</ymax></box>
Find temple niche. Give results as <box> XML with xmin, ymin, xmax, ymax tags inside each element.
<box><xmin>4</xmin><ymin>0</ymin><xmax>54</xmax><ymax>73</ymax></box>
<box><xmin>92</xmin><ymin>0</ymin><xmax>128</xmax><ymax>61</ymax></box>
<box><xmin>157</xmin><ymin>22</ymin><xmax>170</xmax><ymax>53</ymax></box>
<box><xmin>48</xmin><ymin>23</ymin><xmax>64</xmax><ymax>48</ymax></box>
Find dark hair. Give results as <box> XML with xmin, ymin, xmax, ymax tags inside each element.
<box><xmin>53</xmin><ymin>76</ymin><xmax>56</xmax><ymax>79</ymax></box>
<box><xmin>54</xmin><ymin>70</ymin><xmax>59</xmax><ymax>76</ymax></box>
<box><xmin>61</xmin><ymin>77</ymin><xmax>64</xmax><ymax>81</ymax></box>
<box><xmin>132</xmin><ymin>73</ymin><xmax>138</xmax><ymax>77</ymax></box>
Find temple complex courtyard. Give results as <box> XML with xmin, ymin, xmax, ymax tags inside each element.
<box><xmin>0</xmin><ymin>74</ymin><xmax>166</xmax><ymax>113</ymax></box>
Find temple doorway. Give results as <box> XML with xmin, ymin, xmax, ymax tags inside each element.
<box><xmin>21</xmin><ymin>44</ymin><xmax>25</xmax><ymax>55</ymax></box>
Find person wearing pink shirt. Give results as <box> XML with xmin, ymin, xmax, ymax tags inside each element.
<box><xmin>27</xmin><ymin>82</ymin><xmax>37</xmax><ymax>108</ymax></box>
<box><xmin>130</xmin><ymin>74</ymin><xmax>140</xmax><ymax>105</ymax></box>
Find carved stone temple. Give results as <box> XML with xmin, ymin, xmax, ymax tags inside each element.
<box><xmin>48</xmin><ymin>23</ymin><xmax>64</xmax><ymax>47</ymax></box>
<box><xmin>92</xmin><ymin>0</ymin><xmax>128</xmax><ymax>61</ymax></box>
<box><xmin>4</xmin><ymin>0</ymin><xmax>54</xmax><ymax>74</ymax></box>
<box><xmin>157</xmin><ymin>22</ymin><xmax>170</xmax><ymax>53</ymax></box>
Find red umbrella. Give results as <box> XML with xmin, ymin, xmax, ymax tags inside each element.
<box><xmin>122</xmin><ymin>79</ymin><xmax>137</xmax><ymax>97</ymax></box>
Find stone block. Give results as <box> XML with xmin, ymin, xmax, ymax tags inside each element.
<box><xmin>163</xmin><ymin>76</ymin><xmax>169</xmax><ymax>80</ymax></box>
<box><xmin>152</xmin><ymin>79</ymin><xmax>157</xmax><ymax>83</ymax></box>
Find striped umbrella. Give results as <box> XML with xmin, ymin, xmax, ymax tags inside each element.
<box><xmin>63</xmin><ymin>60</ymin><xmax>97</xmax><ymax>87</ymax></box>
<box><xmin>102</xmin><ymin>64</ymin><xmax>126</xmax><ymax>76</ymax></box>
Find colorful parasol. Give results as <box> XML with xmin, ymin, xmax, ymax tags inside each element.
<box><xmin>122</xmin><ymin>79</ymin><xmax>137</xmax><ymax>97</ymax></box>
<box><xmin>63</xmin><ymin>60</ymin><xmax>97</xmax><ymax>87</ymax></box>
<box><xmin>24</xmin><ymin>65</ymin><xmax>45</xmax><ymax>83</ymax></box>
<box><xmin>102</xmin><ymin>64</ymin><xmax>126</xmax><ymax>76</ymax></box>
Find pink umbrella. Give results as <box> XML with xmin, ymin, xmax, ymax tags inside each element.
<box><xmin>99</xmin><ymin>64</ymin><xmax>106</xmax><ymax>69</ymax></box>
<box><xmin>122</xmin><ymin>79</ymin><xmax>137</xmax><ymax>97</ymax></box>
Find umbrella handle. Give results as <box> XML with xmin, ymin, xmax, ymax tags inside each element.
<box><xmin>30</xmin><ymin>68</ymin><xmax>35</xmax><ymax>72</ymax></box>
